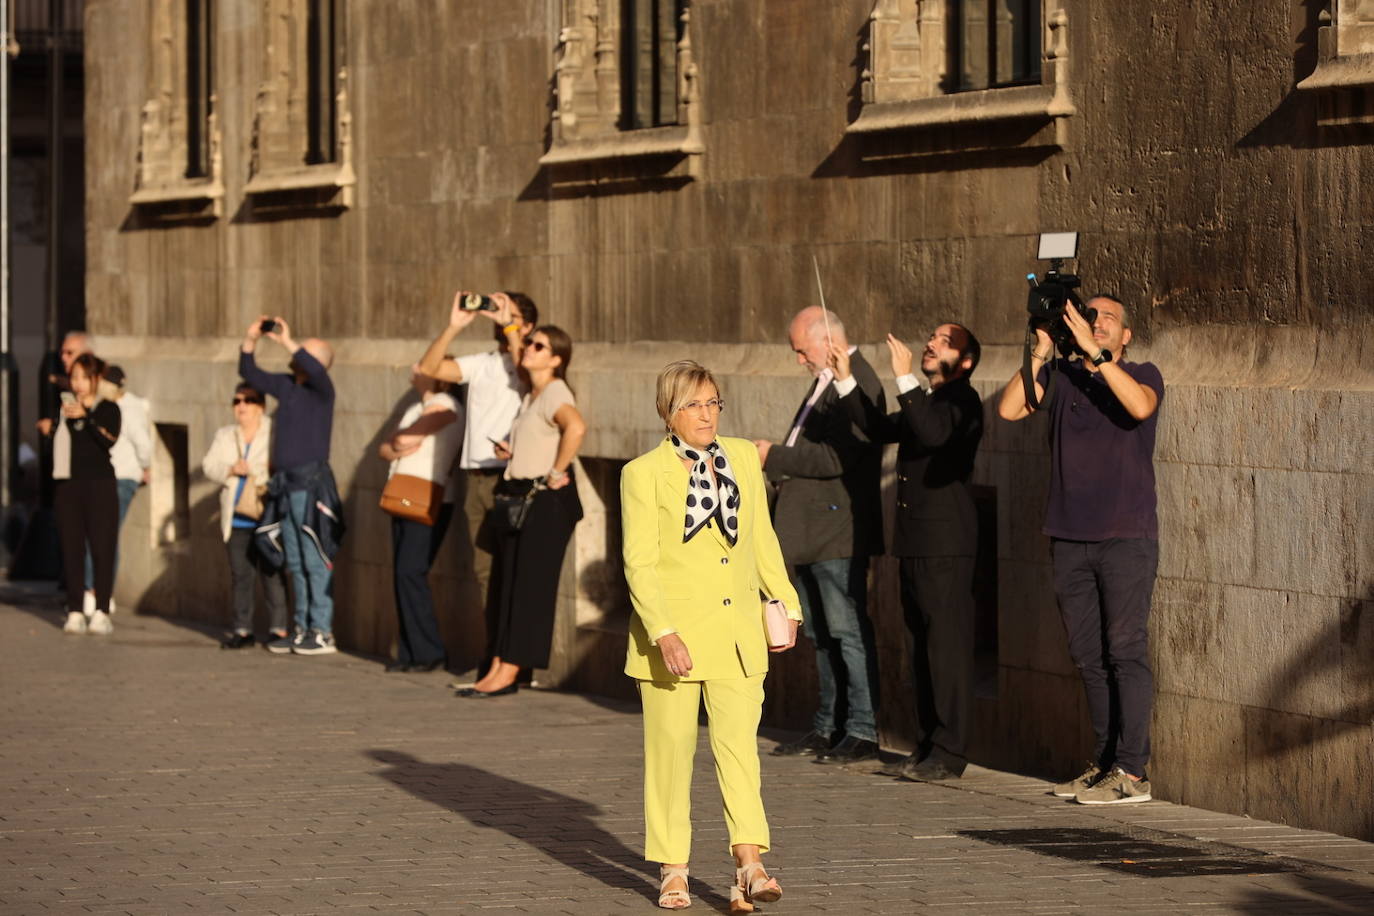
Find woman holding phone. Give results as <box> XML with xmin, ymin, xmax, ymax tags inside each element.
<box><xmin>460</xmin><ymin>326</ymin><xmax>586</xmax><ymax>698</ymax></box>
<box><xmin>51</xmin><ymin>354</ymin><xmax>122</xmax><ymax>635</ymax></box>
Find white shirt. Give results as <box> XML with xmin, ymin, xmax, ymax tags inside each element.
<box><xmin>833</xmin><ymin>372</ymin><xmax>925</xmax><ymax>398</ymax></box>
<box><xmin>455</xmin><ymin>351</ymin><xmax>523</xmax><ymax>469</ymax></box>
<box><xmin>389</xmin><ymin>392</ymin><xmax>463</xmax><ymax>502</ymax></box>
<box><xmin>109</xmin><ymin>391</ymin><xmax>153</xmax><ymax>481</ymax></box>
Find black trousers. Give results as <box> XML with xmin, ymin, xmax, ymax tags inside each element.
<box><xmin>899</xmin><ymin>555</ymin><xmax>976</xmax><ymax>771</ymax></box>
<box><xmin>486</xmin><ymin>480</ymin><xmax>581</xmax><ymax>670</ymax></box>
<box><xmin>226</xmin><ymin>528</ymin><xmax>289</xmax><ymax>635</ymax></box>
<box><xmin>391</xmin><ymin>504</ymin><xmax>454</xmax><ymax>666</ymax></box>
<box><xmin>55</xmin><ymin>478</ymin><xmax>119</xmax><ymax>614</ymax></box>
<box><xmin>1051</xmin><ymin>537</ymin><xmax>1159</xmax><ymax>778</ymax></box>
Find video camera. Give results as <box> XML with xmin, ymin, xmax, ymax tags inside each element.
<box><xmin>1025</xmin><ymin>232</ymin><xmax>1095</xmax><ymax>355</ymax></box>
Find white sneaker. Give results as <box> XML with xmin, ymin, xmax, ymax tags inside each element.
<box><xmin>88</xmin><ymin>611</ymin><xmax>114</xmax><ymax>635</ymax></box>
<box><xmin>109</xmin><ymin>596</ymin><xmax>118</xmax><ymax>615</ymax></box>
<box><xmin>82</xmin><ymin>590</ymin><xmax>96</xmax><ymax>617</ymax></box>
<box><xmin>63</xmin><ymin>612</ymin><xmax>88</xmax><ymax>634</ymax></box>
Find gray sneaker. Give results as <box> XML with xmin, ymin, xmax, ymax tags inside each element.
<box><xmin>1075</xmin><ymin>766</ymin><xmax>1152</xmax><ymax>805</ymax></box>
<box><xmin>1053</xmin><ymin>762</ymin><xmax>1102</xmax><ymax>798</ymax></box>
<box><xmin>293</xmin><ymin>630</ymin><xmax>338</xmax><ymax>656</ymax></box>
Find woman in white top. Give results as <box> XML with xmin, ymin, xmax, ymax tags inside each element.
<box><xmin>378</xmin><ymin>363</ymin><xmax>463</xmax><ymax>672</ymax></box>
<box><xmin>202</xmin><ymin>383</ymin><xmax>288</xmax><ymax>648</ymax></box>
<box><xmin>460</xmin><ymin>326</ymin><xmax>587</xmax><ymax>698</ymax></box>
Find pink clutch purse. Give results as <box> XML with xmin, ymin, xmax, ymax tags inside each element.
<box><xmin>764</xmin><ymin>599</ymin><xmax>792</xmax><ymax>648</ymax></box>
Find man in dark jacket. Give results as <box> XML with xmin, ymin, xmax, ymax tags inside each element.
<box><xmin>240</xmin><ymin>316</ymin><xmax>341</xmax><ymax>657</ymax></box>
<box><xmin>757</xmin><ymin>306</ymin><xmax>885</xmax><ymax>764</ymax></box>
<box><xmin>835</xmin><ymin>323</ymin><xmax>983</xmax><ymax>780</ymax></box>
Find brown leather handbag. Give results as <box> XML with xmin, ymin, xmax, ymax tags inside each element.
<box><xmin>379</xmin><ymin>474</ymin><xmax>444</xmax><ymax>526</ymax></box>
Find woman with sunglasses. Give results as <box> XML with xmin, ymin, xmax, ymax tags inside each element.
<box><xmin>202</xmin><ymin>383</ymin><xmax>288</xmax><ymax>648</ymax></box>
<box><xmin>52</xmin><ymin>353</ymin><xmax>122</xmax><ymax>635</ymax></box>
<box><xmin>460</xmin><ymin>326</ymin><xmax>586</xmax><ymax>698</ymax></box>
<box><xmin>620</xmin><ymin>360</ymin><xmax>801</xmax><ymax>911</ymax></box>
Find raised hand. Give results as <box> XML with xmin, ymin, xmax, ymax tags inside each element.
<box><xmin>828</xmin><ymin>340</ymin><xmax>851</xmax><ymax>380</ymax></box>
<box><xmin>886</xmin><ymin>333</ymin><xmax>913</xmax><ymax>377</ymax></box>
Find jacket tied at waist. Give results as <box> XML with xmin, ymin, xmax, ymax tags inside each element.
<box><xmin>254</xmin><ymin>461</ymin><xmax>346</xmax><ymax>572</ymax></box>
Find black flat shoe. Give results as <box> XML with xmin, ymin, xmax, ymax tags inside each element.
<box><xmin>462</xmin><ymin>683</ymin><xmax>518</xmax><ymax>699</ymax></box>
<box><xmin>409</xmin><ymin>658</ymin><xmax>446</xmax><ymax>673</ymax></box>
<box><xmin>220</xmin><ymin>632</ymin><xmax>255</xmax><ymax>650</ymax></box>
<box><xmin>815</xmin><ymin>736</ymin><xmax>879</xmax><ymax>765</ymax></box>
<box><xmin>771</xmin><ymin>730</ymin><xmax>833</xmax><ymax>757</ymax></box>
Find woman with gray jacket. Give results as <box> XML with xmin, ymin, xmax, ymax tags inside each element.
<box><xmin>202</xmin><ymin>383</ymin><xmax>288</xmax><ymax>649</ymax></box>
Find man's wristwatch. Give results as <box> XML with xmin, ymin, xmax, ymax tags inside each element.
<box><xmin>1089</xmin><ymin>348</ymin><xmax>1113</xmax><ymax>366</ymax></box>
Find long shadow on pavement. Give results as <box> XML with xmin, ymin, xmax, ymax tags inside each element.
<box><xmin>366</xmin><ymin>749</ymin><xmax>734</xmax><ymax>911</ymax></box>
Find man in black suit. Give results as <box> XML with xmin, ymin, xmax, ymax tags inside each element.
<box><xmin>756</xmin><ymin>306</ymin><xmax>886</xmax><ymax>765</ymax></box>
<box><xmin>834</xmin><ymin>322</ymin><xmax>983</xmax><ymax>780</ymax></box>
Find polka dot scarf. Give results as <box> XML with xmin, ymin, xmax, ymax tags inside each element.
<box><xmin>670</xmin><ymin>434</ymin><xmax>740</xmax><ymax>546</ymax></box>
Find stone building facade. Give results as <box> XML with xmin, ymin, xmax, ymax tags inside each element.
<box><xmin>83</xmin><ymin>1</ymin><xmax>1372</xmax><ymax>839</ymax></box>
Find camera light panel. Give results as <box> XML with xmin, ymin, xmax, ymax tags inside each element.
<box><xmin>1037</xmin><ymin>231</ymin><xmax>1079</xmax><ymax>260</ymax></box>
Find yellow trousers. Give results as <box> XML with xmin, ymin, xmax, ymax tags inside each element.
<box><xmin>638</xmin><ymin>674</ymin><xmax>770</xmax><ymax>864</ymax></box>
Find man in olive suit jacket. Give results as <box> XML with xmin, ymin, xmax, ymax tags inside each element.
<box><xmin>755</xmin><ymin>306</ymin><xmax>885</xmax><ymax>765</ymax></box>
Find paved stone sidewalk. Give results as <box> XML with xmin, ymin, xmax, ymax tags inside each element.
<box><xmin>3</xmin><ymin>587</ymin><xmax>1374</xmax><ymax>915</ymax></box>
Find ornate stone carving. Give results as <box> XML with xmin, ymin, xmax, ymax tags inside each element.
<box><xmin>245</xmin><ymin>0</ymin><xmax>355</xmax><ymax>206</ymax></box>
<box><xmin>1297</xmin><ymin>1</ymin><xmax>1374</xmax><ymax>124</ymax></box>
<box><xmin>850</xmin><ymin>0</ymin><xmax>1072</xmax><ymax>147</ymax></box>
<box><xmin>131</xmin><ymin>0</ymin><xmax>223</xmax><ymax>216</ymax></box>
<box><xmin>543</xmin><ymin>0</ymin><xmax>703</xmax><ymax>173</ymax></box>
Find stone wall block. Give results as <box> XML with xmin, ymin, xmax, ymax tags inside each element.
<box><xmin>1151</xmin><ymin>575</ymin><xmax>1227</xmax><ymax>703</ymax></box>
<box><xmin>1252</xmin><ymin>468</ymin><xmax>1357</xmax><ymax>598</ymax></box>
<box><xmin>1151</xmin><ymin>692</ymin><xmax>1247</xmax><ymax>812</ymax></box>
<box><xmin>1242</xmin><ymin>705</ymin><xmax>1319</xmax><ymax>830</ymax></box>
<box><xmin>1155</xmin><ymin>462</ymin><xmax>1255</xmax><ymax>586</ymax></box>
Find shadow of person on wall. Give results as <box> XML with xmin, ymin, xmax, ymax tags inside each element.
<box><xmin>364</xmin><ymin>749</ymin><xmax>731</xmax><ymax>911</ymax></box>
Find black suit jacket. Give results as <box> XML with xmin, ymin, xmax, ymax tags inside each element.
<box><xmin>767</xmin><ymin>351</ymin><xmax>885</xmax><ymax>566</ymax></box>
<box><xmin>842</xmin><ymin>375</ymin><xmax>982</xmax><ymax>558</ymax></box>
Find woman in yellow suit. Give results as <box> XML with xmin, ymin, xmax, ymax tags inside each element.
<box><xmin>621</xmin><ymin>360</ymin><xmax>803</xmax><ymax>912</ymax></box>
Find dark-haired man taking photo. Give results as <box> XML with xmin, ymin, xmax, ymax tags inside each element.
<box><xmin>996</xmin><ymin>295</ymin><xmax>1164</xmax><ymax>805</ymax></box>
<box><xmin>832</xmin><ymin>323</ymin><xmax>983</xmax><ymax>781</ymax></box>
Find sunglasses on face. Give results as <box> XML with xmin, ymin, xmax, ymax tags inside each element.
<box><xmin>232</xmin><ymin>396</ymin><xmax>262</xmax><ymax>406</ymax></box>
<box><xmin>522</xmin><ymin>337</ymin><xmax>549</xmax><ymax>353</ymax></box>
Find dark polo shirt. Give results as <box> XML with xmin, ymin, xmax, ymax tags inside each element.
<box><xmin>1037</xmin><ymin>358</ymin><xmax>1164</xmax><ymax>541</ymax></box>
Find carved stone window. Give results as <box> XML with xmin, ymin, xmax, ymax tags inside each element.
<box><xmin>1297</xmin><ymin>1</ymin><xmax>1374</xmax><ymax>126</ymax></box>
<box><xmin>243</xmin><ymin>0</ymin><xmax>356</xmax><ymax>208</ymax></box>
<box><xmin>849</xmin><ymin>0</ymin><xmax>1072</xmax><ymax>148</ymax></box>
<box><xmin>130</xmin><ymin>0</ymin><xmax>225</xmax><ymax>217</ymax></box>
<box><xmin>539</xmin><ymin>0</ymin><xmax>703</xmax><ymax>176</ymax></box>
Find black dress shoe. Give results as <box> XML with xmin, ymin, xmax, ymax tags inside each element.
<box><xmin>771</xmin><ymin>730</ymin><xmax>833</xmax><ymax>757</ymax></box>
<box><xmin>220</xmin><ymin>632</ymin><xmax>255</xmax><ymax>650</ymax></box>
<box><xmin>878</xmin><ymin>752</ymin><xmax>922</xmax><ymax>778</ymax></box>
<box><xmin>409</xmin><ymin>658</ymin><xmax>446</xmax><ymax>672</ymax></box>
<box><xmin>902</xmin><ymin>757</ymin><xmax>965</xmax><ymax>782</ymax></box>
<box><xmin>385</xmin><ymin>660</ymin><xmax>411</xmax><ymax>672</ymax></box>
<box><xmin>815</xmin><ymin>736</ymin><xmax>880</xmax><ymax>765</ymax></box>
<box><xmin>462</xmin><ymin>683</ymin><xmax>518</xmax><ymax>699</ymax></box>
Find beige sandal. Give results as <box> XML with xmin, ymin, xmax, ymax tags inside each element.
<box><xmin>658</xmin><ymin>864</ymin><xmax>690</xmax><ymax>909</ymax></box>
<box><xmin>730</xmin><ymin>862</ymin><xmax>781</xmax><ymax>912</ymax></box>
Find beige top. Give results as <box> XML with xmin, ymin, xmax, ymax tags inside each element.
<box><xmin>505</xmin><ymin>379</ymin><xmax>574</xmax><ymax>480</ymax></box>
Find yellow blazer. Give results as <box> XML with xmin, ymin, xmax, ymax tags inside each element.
<box><xmin>622</xmin><ymin>436</ymin><xmax>802</xmax><ymax>682</ymax></box>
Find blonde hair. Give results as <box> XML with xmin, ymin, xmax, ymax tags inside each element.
<box><xmin>656</xmin><ymin>360</ymin><xmax>720</xmax><ymax>430</ymax></box>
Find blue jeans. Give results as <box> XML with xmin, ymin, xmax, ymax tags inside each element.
<box><xmin>281</xmin><ymin>488</ymin><xmax>335</xmax><ymax>635</ymax></box>
<box><xmin>84</xmin><ymin>478</ymin><xmax>140</xmax><ymax>592</ymax></box>
<box><xmin>794</xmin><ymin>556</ymin><xmax>879</xmax><ymax>742</ymax></box>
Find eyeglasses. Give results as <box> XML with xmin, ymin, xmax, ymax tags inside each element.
<box><xmin>522</xmin><ymin>338</ymin><xmax>549</xmax><ymax>353</ymax></box>
<box><xmin>678</xmin><ymin>399</ymin><xmax>725</xmax><ymax>413</ymax></box>
<box><xmin>231</xmin><ymin>397</ymin><xmax>262</xmax><ymax>406</ymax></box>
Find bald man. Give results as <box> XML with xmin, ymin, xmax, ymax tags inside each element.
<box><xmin>240</xmin><ymin>315</ymin><xmax>342</xmax><ymax>657</ymax></box>
<box><xmin>757</xmin><ymin>306</ymin><xmax>886</xmax><ymax>765</ymax></box>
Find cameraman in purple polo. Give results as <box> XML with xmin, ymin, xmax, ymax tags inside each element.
<box><xmin>997</xmin><ymin>294</ymin><xmax>1164</xmax><ymax>805</ymax></box>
